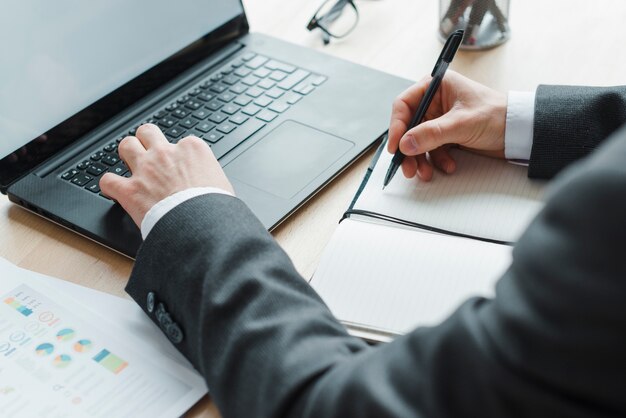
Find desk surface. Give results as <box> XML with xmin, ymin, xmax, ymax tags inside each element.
<box><xmin>2</xmin><ymin>1</ymin><xmax>626</xmax><ymax>416</ymax></box>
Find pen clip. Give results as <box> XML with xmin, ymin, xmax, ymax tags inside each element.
<box><xmin>431</xmin><ymin>29</ymin><xmax>464</xmax><ymax>76</ymax></box>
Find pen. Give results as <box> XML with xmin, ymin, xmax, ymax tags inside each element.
<box><xmin>383</xmin><ymin>29</ymin><xmax>464</xmax><ymax>189</ymax></box>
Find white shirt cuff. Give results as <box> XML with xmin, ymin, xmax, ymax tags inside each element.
<box><xmin>140</xmin><ymin>187</ymin><xmax>234</xmax><ymax>240</ymax></box>
<box><xmin>504</xmin><ymin>91</ymin><xmax>536</xmax><ymax>161</ymax></box>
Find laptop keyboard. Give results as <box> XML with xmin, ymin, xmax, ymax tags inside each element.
<box><xmin>60</xmin><ymin>52</ymin><xmax>327</xmax><ymax>199</ymax></box>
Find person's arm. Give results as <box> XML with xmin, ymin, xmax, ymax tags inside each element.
<box><xmin>389</xmin><ymin>74</ymin><xmax>626</xmax><ymax>181</ymax></box>
<box><xmin>530</xmin><ymin>84</ymin><xmax>626</xmax><ymax>178</ymax></box>
<box><xmin>101</xmin><ymin>123</ymin><xmax>626</xmax><ymax>418</ymax></box>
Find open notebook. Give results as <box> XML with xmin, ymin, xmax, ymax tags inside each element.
<box><xmin>310</xmin><ymin>140</ymin><xmax>547</xmax><ymax>342</ymax></box>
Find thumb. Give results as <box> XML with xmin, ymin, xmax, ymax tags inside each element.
<box><xmin>398</xmin><ymin>112</ymin><xmax>463</xmax><ymax>156</ymax></box>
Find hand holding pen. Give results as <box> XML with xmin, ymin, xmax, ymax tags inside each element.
<box><xmin>385</xmin><ymin>35</ymin><xmax>508</xmax><ymax>185</ymax></box>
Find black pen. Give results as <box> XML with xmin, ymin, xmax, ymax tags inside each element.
<box><xmin>383</xmin><ymin>30</ymin><xmax>464</xmax><ymax>189</ymax></box>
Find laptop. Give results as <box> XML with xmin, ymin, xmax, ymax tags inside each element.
<box><xmin>0</xmin><ymin>0</ymin><xmax>411</xmax><ymax>258</ymax></box>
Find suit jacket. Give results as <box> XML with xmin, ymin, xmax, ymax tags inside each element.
<box><xmin>126</xmin><ymin>86</ymin><xmax>626</xmax><ymax>418</ymax></box>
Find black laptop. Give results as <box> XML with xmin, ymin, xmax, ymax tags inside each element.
<box><xmin>0</xmin><ymin>0</ymin><xmax>411</xmax><ymax>257</ymax></box>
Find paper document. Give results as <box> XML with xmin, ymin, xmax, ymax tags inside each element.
<box><xmin>311</xmin><ymin>219</ymin><xmax>512</xmax><ymax>337</ymax></box>
<box><xmin>0</xmin><ymin>258</ymin><xmax>207</xmax><ymax>417</ymax></box>
<box><xmin>354</xmin><ymin>149</ymin><xmax>546</xmax><ymax>242</ymax></box>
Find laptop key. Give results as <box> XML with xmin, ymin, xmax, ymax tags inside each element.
<box><xmin>265</xmin><ymin>60</ymin><xmax>296</xmax><ymax>74</ymax></box>
<box><xmin>268</xmin><ymin>102</ymin><xmax>290</xmax><ymax>114</ymax></box>
<box><xmin>196</xmin><ymin>122</ymin><xmax>215</xmax><ymax>133</ymax></box>
<box><xmin>218</xmin><ymin>92</ymin><xmax>235</xmax><ymax>103</ymax></box>
<box><xmin>230</xmin><ymin>84</ymin><xmax>248</xmax><ymax>95</ymax></box>
<box><xmin>71</xmin><ymin>174</ymin><xmax>93</xmax><ymax>187</ymax></box>
<box><xmin>245</xmin><ymin>87</ymin><xmax>264</xmax><ymax>98</ymax></box>
<box><xmin>204</xmin><ymin>132</ymin><xmax>224</xmax><ymax>143</ymax></box>
<box><xmin>184</xmin><ymin>99</ymin><xmax>203</xmax><ymax>110</ymax></box>
<box><xmin>285</xmin><ymin>92</ymin><xmax>303</xmax><ymax>105</ymax></box>
<box><xmin>205</xmin><ymin>100</ymin><xmax>223</xmax><ymax>111</ymax></box>
<box><xmin>269</xmin><ymin>70</ymin><xmax>288</xmax><ymax>81</ymax></box>
<box><xmin>90</xmin><ymin>151</ymin><xmax>104</xmax><ymax>161</ymax></box>
<box><xmin>165</xmin><ymin>126</ymin><xmax>185</xmax><ymax>139</ymax></box>
<box><xmin>241</xmin><ymin>52</ymin><xmax>256</xmax><ymax>62</ymax></box>
<box><xmin>241</xmin><ymin>104</ymin><xmax>262</xmax><ymax>116</ymax></box>
<box><xmin>172</xmin><ymin>108</ymin><xmax>188</xmax><ymax>119</ymax></box>
<box><xmin>154</xmin><ymin>110</ymin><xmax>168</xmax><ymax>119</ymax></box>
<box><xmin>311</xmin><ymin>75</ymin><xmax>327</xmax><ymax>86</ymax></box>
<box><xmin>87</xmin><ymin>162</ymin><xmax>107</xmax><ymax>176</ymax></box>
<box><xmin>256</xmin><ymin>110</ymin><xmax>278</xmax><ymax>123</ymax></box>
<box><xmin>245</xmin><ymin>55</ymin><xmax>269</xmax><ymax>70</ymax></box>
<box><xmin>231</xmin><ymin>58</ymin><xmax>245</xmax><ymax>68</ymax></box>
<box><xmin>230</xmin><ymin>114</ymin><xmax>249</xmax><ymax>125</ymax></box>
<box><xmin>192</xmin><ymin>109</ymin><xmax>210</xmax><ymax>120</ymax></box>
<box><xmin>234</xmin><ymin>95</ymin><xmax>253</xmax><ymax>106</ymax></box>
<box><xmin>257</xmin><ymin>79</ymin><xmax>276</xmax><ymax>90</ymax></box>
<box><xmin>76</xmin><ymin>160</ymin><xmax>91</xmax><ymax>170</ymax></box>
<box><xmin>211</xmin><ymin>119</ymin><xmax>266</xmax><ymax>159</ymax></box>
<box><xmin>85</xmin><ymin>183</ymin><xmax>101</xmax><ymax>193</ymax></box>
<box><xmin>197</xmin><ymin>91</ymin><xmax>215</xmax><ymax>102</ymax></box>
<box><xmin>101</xmin><ymin>154</ymin><xmax>120</xmax><ymax>166</ymax></box>
<box><xmin>110</xmin><ymin>161</ymin><xmax>129</xmax><ymax>176</ymax></box>
<box><xmin>234</xmin><ymin>67</ymin><xmax>252</xmax><ymax>77</ymax></box>
<box><xmin>159</xmin><ymin>117</ymin><xmax>177</xmax><ymax>128</ymax></box>
<box><xmin>241</xmin><ymin>75</ymin><xmax>260</xmax><ymax>86</ymax></box>
<box><xmin>222</xmin><ymin>75</ymin><xmax>239</xmax><ymax>85</ymax></box>
<box><xmin>294</xmin><ymin>84</ymin><xmax>315</xmax><ymax>95</ymax></box>
<box><xmin>277</xmin><ymin>69</ymin><xmax>310</xmax><ymax>90</ymax></box>
<box><xmin>221</xmin><ymin>104</ymin><xmax>240</xmax><ymax>115</ymax></box>
<box><xmin>188</xmin><ymin>87</ymin><xmax>202</xmax><ymax>96</ymax></box>
<box><xmin>180</xmin><ymin>118</ymin><xmax>198</xmax><ymax>129</ymax></box>
<box><xmin>62</xmin><ymin>169</ymin><xmax>79</xmax><ymax>180</ymax></box>
<box><xmin>266</xmin><ymin>87</ymin><xmax>284</xmax><ymax>99</ymax></box>
<box><xmin>254</xmin><ymin>96</ymin><xmax>273</xmax><ymax>107</ymax></box>
<box><xmin>103</xmin><ymin>142</ymin><xmax>117</xmax><ymax>153</ymax></box>
<box><xmin>209</xmin><ymin>113</ymin><xmax>227</xmax><ymax>124</ymax></box>
<box><xmin>210</xmin><ymin>84</ymin><xmax>228</xmax><ymax>93</ymax></box>
<box><xmin>216</xmin><ymin>123</ymin><xmax>236</xmax><ymax>134</ymax></box>
<box><xmin>253</xmin><ymin>67</ymin><xmax>271</xmax><ymax>78</ymax></box>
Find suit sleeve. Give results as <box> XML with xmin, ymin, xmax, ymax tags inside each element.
<box><xmin>530</xmin><ymin>84</ymin><xmax>626</xmax><ymax>178</ymax></box>
<box><xmin>126</xmin><ymin>130</ymin><xmax>626</xmax><ymax>418</ymax></box>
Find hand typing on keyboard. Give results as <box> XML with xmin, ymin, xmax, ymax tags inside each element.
<box><xmin>99</xmin><ymin>123</ymin><xmax>234</xmax><ymax>227</ymax></box>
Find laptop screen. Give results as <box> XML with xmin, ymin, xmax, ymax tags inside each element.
<box><xmin>0</xmin><ymin>0</ymin><xmax>245</xmax><ymax>188</ymax></box>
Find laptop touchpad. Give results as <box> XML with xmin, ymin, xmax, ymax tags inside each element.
<box><xmin>225</xmin><ymin>121</ymin><xmax>354</xmax><ymax>200</ymax></box>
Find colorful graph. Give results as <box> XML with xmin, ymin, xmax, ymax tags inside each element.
<box><xmin>35</xmin><ymin>343</ymin><xmax>54</xmax><ymax>356</ymax></box>
<box><xmin>3</xmin><ymin>297</ymin><xmax>33</xmax><ymax>316</ymax></box>
<box><xmin>93</xmin><ymin>349</ymin><xmax>128</xmax><ymax>374</ymax></box>
<box><xmin>74</xmin><ymin>339</ymin><xmax>92</xmax><ymax>353</ymax></box>
<box><xmin>56</xmin><ymin>328</ymin><xmax>75</xmax><ymax>342</ymax></box>
<box><xmin>53</xmin><ymin>354</ymin><xmax>72</xmax><ymax>368</ymax></box>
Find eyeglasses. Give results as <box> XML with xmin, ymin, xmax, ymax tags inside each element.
<box><xmin>306</xmin><ymin>0</ymin><xmax>360</xmax><ymax>45</ymax></box>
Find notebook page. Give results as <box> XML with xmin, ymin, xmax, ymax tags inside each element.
<box><xmin>353</xmin><ymin>149</ymin><xmax>546</xmax><ymax>243</ymax></box>
<box><xmin>311</xmin><ymin>219</ymin><xmax>512</xmax><ymax>336</ymax></box>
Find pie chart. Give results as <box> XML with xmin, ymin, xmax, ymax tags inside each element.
<box><xmin>74</xmin><ymin>339</ymin><xmax>92</xmax><ymax>353</ymax></box>
<box><xmin>53</xmin><ymin>354</ymin><xmax>72</xmax><ymax>368</ymax></box>
<box><xmin>56</xmin><ymin>328</ymin><xmax>75</xmax><ymax>342</ymax></box>
<box><xmin>35</xmin><ymin>343</ymin><xmax>54</xmax><ymax>356</ymax></box>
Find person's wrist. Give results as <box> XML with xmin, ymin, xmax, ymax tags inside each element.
<box><xmin>479</xmin><ymin>89</ymin><xmax>507</xmax><ymax>158</ymax></box>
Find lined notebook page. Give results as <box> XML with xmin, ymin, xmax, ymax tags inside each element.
<box><xmin>311</xmin><ymin>219</ymin><xmax>512</xmax><ymax>336</ymax></box>
<box><xmin>354</xmin><ymin>149</ymin><xmax>546</xmax><ymax>243</ymax></box>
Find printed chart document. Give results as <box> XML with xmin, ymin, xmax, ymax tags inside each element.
<box><xmin>0</xmin><ymin>258</ymin><xmax>207</xmax><ymax>418</ymax></box>
<box><xmin>311</xmin><ymin>145</ymin><xmax>547</xmax><ymax>342</ymax></box>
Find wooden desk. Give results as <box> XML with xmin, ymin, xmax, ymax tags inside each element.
<box><xmin>2</xmin><ymin>1</ymin><xmax>625</xmax><ymax>416</ymax></box>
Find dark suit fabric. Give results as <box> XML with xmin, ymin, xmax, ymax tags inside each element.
<box><xmin>126</xmin><ymin>98</ymin><xmax>626</xmax><ymax>417</ymax></box>
<box><xmin>530</xmin><ymin>84</ymin><xmax>626</xmax><ymax>178</ymax></box>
